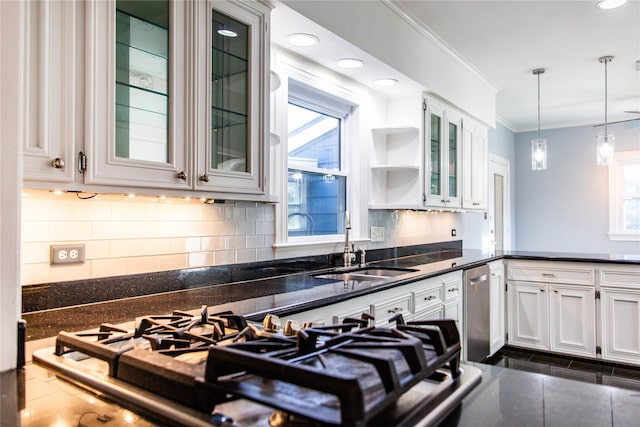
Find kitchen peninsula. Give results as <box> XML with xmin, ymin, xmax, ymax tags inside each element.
<box><xmin>11</xmin><ymin>242</ymin><xmax>640</xmax><ymax>427</ymax></box>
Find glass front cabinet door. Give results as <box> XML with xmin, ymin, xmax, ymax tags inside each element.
<box><xmin>424</xmin><ymin>97</ymin><xmax>462</xmax><ymax>209</ymax></box>
<box><xmin>85</xmin><ymin>0</ymin><xmax>270</xmax><ymax>197</ymax></box>
<box><xmin>194</xmin><ymin>0</ymin><xmax>270</xmax><ymax>195</ymax></box>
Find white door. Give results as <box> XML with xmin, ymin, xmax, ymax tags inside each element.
<box><xmin>549</xmin><ymin>285</ymin><xmax>596</xmax><ymax>357</ymax></box>
<box><xmin>488</xmin><ymin>154</ymin><xmax>511</xmax><ymax>252</ymax></box>
<box><xmin>508</xmin><ymin>281</ymin><xmax>549</xmax><ymax>350</ymax></box>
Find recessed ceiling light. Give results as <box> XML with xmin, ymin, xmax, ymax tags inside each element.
<box><xmin>373</xmin><ymin>78</ymin><xmax>398</xmax><ymax>87</ymax></box>
<box><xmin>336</xmin><ymin>58</ymin><xmax>364</xmax><ymax>69</ymax></box>
<box><xmin>217</xmin><ymin>29</ymin><xmax>238</xmax><ymax>38</ymax></box>
<box><xmin>286</xmin><ymin>33</ymin><xmax>319</xmax><ymax>47</ymax></box>
<box><xmin>596</xmin><ymin>0</ymin><xmax>627</xmax><ymax>9</ymax></box>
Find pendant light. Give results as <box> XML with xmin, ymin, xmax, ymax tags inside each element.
<box><xmin>531</xmin><ymin>68</ymin><xmax>547</xmax><ymax>170</ymax></box>
<box><xmin>596</xmin><ymin>56</ymin><xmax>614</xmax><ymax>166</ymax></box>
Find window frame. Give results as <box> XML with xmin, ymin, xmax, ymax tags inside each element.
<box><xmin>285</xmin><ymin>80</ymin><xmax>352</xmax><ymax>243</ymax></box>
<box><xmin>608</xmin><ymin>150</ymin><xmax>640</xmax><ymax>241</ymax></box>
<box><xmin>270</xmin><ymin>51</ymin><xmax>368</xmax><ymax>257</ymax></box>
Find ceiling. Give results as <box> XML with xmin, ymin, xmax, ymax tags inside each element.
<box><xmin>271</xmin><ymin>1</ymin><xmax>640</xmax><ymax>132</ymax></box>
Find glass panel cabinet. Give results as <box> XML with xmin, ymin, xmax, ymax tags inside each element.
<box><xmin>194</xmin><ymin>0</ymin><xmax>269</xmax><ymax>194</ymax></box>
<box><xmin>424</xmin><ymin>96</ymin><xmax>461</xmax><ymax>209</ymax></box>
<box><xmin>84</xmin><ymin>0</ymin><xmax>270</xmax><ymax>197</ymax></box>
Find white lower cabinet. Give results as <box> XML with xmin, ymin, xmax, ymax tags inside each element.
<box><xmin>508</xmin><ymin>281</ymin><xmax>549</xmax><ymax>350</ymax></box>
<box><xmin>600</xmin><ymin>287</ymin><xmax>640</xmax><ymax>365</ymax></box>
<box><xmin>549</xmin><ymin>284</ymin><xmax>596</xmax><ymax>358</ymax></box>
<box><xmin>506</xmin><ymin>260</ymin><xmax>640</xmax><ymax>366</ymax></box>
<box><xmin>508</xmin><ymin>281</ymin><xmax>596</xmax><ymax>356</ymax></box>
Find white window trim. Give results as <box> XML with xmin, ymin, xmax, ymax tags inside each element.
<box><xmin>608</xmin><ymin>150</ymin><xmax>640</xmax><ymax>241</ymax></box>
<box><xmin>271</xmin><ymin>50</ymin><xmax>369</xmax><ymax>259</ymax></box>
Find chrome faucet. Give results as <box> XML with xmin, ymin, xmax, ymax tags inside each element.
<box><xmin>343</xmin><ymin>211</ymin><xmax>356</xmax><ymax>268</ymax></box>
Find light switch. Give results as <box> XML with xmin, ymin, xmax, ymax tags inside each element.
<box><xmin>371</xmin><ymin>226</ymin><xmax>385</xmax><ymax>242</ymax></box>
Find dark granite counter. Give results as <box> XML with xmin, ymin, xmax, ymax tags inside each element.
<box><xmin>21</xmin><ymin>243</ymin><xmax>640</xmax><ymax>341</ymax></box>
<box><xmin>441</xmin><ymin>362</ymin><xmax>640</xmax><ymax>426</ymax></box>
<box><xmin>6</xmin><ymin>357</ymin><xmax>639</xmax><ymax>427</ymax></box>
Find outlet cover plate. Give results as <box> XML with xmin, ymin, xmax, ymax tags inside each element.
<box><xmin>51</xmin><ymin>244</ymin><xmax>85</xmax><ymax>265</ymax></box>
<box><xmin>371</xmin><ymin>226</ymin><xmax>385</xmax><ymax>242</ymax></box>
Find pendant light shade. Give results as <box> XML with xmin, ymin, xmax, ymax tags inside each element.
<box><xmin>596</xmin><ymin>56</ymin><xmax>614</xmax><ymax>166</ymax></box>
<box><xmin>531</xmin><ymin>68</ymin><xmax>547</xmax><ymax>171</ymax></box>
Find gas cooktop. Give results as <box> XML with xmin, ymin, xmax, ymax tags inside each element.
<box><xmin>33</xmin><ymin>306</ymin><xmax>481</xmax><ymax>427</ymax></box>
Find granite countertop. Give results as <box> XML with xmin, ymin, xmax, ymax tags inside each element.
<box><xmin>7</xmin><ymin>357</ymin><xmax>639</xmax><ymax>427</ymax></box>
<box><xmin>440</xmin><ymin>362</ymin><xmax>640</xmax><ymax>426</ymax></box>
<box><xmin>22</xmin><ymin>247</ymin><xmax>640</xmax><ymax>341</ymax></box>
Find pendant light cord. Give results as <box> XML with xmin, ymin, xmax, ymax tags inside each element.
<box><xmin>532</xmin><ymin>68</ymin><xmax>545</xmax><ymax>141</ymax></box>
<box><xmin>599</xmin><ymin>56</ymin><xmax>613</xmax><ymax>135</ymax></box>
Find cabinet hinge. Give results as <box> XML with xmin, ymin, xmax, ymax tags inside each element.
<box><xmin>595</xmin><ymin>290</ymin><xmax>601</xmax><ymax>300</ymax></box>
<box><xmin>78</xmin><ymin>151</ymin><xmax>87</xmax><ymax>174</ymax></box>
<box><xmin>596</xmin><ymin>345</ymin><xmax>602</xmax><ymax>355</ymax></box>
<box><xmin>422</xmin><ymin>193</ymin><xmax>426</xmax><ymax>203</ymax></box>
<box><xmin>423</xmin><ymin>101</ymin><xmax>427</xmax><ymax>111</ymax></box>
<box><xmin>505</xmin><ymin>283</ymin><xmax>508</xmax><ymax>292</ymax></box>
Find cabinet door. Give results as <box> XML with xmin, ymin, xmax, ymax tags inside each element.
<box><xmin>508</xmin><ymin>281</ymin><xmax>548</xmax><ymax>350</ymax></box>
<box><xmin>194</xmin><ymin>0</ymin><xmax>268</xmax><ymax>194</ymax></box>
<box><xmin>23</xmin><ymin>1</ymin><xmax>76</xmax><ymax>183</ymax></box>
<box><xmin>549</xmin><ymin>285</ymin><xmax>596</xmax><ymax>357</ymax></box>
<box><xmin>424</xmin><ymin>98</ymin><xmax>461</xmax><ymax>208</ymax></box>
<box><xmin>462</xmin><ymin>122</ymin><xmax>488</xmax><ymax>210</ymax></box>
<box><xmin>600</xmin><ymin>287</ymin><xmax>640</xmax><ymax>365</ymax></box>
<box><xmin>85</xmin><ymin>0</ymin><xmax>190</xmax><ymax>189</ymax></box>
<box><xmin>489</xmin><ymin>261</ymin><xmax>505</xmax><ymax>356</ymax></box>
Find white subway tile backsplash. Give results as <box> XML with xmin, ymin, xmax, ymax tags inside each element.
<box><xmin>236</xmin><ymin>221</ymin><xmax>257</xmax><ymax>235</ymax></box>
<box><xmin>92</xmin><ymin>258</ymin><xmax>129</xmax><ymax>278</ymax></box>
<box><xmin>246</xmin><ymin>235</ymin><xmax>265</xmax><ymax>249</ymax></box>
<box><xmin>236</xmin><ymin>249</ymin><xmax>257</xmax><ymax>264</ymax></box>
<box><xmin>255</xmin><ymin>221</ymin><xmax>274</xmax><ymax>235</ymax></box>
<box><xmin>126</xmin><ymin>256</ymin><xmax>159</xmax><ymax>275</ymax></box>
<box><xmin>213</xmin><ymin>221</ymin><xmax>236</xmax><ymax>236</ymax></box>
<box><xmin>188</xmin><ymin>252</ymin><xmax>214</xmax><ymax>268</ymax></box>
<box><xmin>214</xmin><ymin>250</ymin><xmax>235</xmax><ymax>265</ymax></box>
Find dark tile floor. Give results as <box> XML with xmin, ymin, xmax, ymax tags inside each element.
<box><xmin>484</xmin><ymin>346</ymin><xmax>640</xmax><ymax>392</ymax></box>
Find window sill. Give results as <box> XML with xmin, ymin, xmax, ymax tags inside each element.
<box><xmin>608</xmin><ymin>233</ymin><xmax>640</xmax><ymax>242</ymax></box>
<box><xmin>273</xmin><ymin>237</ymin><xmax>370</xmax><ymax>259</ymax></box>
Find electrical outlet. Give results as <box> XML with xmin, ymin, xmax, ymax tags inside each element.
<box><xmin>51</xmin><ymin>244</ymin><xmax>85</xmax><ymax>265</ymax></box>
<box><xmin>371</xmin><ymin>226</ymin><xmax>385</xmax><ymax>242</ymax></box>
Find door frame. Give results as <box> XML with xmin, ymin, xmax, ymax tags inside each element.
<box><xmin>488</xmin><ymin>154</ymin><xmax>511</xmax><ymax>252</ymax></box>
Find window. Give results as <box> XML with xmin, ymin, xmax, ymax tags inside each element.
<box><xmin>286</xmin><ymin>80</ymin><xmax>352</xmax><ymax>238</ymax></box>
<box><xmin>609</xmin><ymin>151</ymin><xmax>640</xmax><ymax>240</ymax></box>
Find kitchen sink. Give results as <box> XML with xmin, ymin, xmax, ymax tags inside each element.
<box><xmin>313</xmin><ymin>267</ymin><xmax>417</xmax><ymax>282</ymax></box>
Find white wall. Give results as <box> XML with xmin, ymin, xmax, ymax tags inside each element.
<box><xmin>515</xmin><ymin>121</ymin><xmax>640</xmax><ymax>254</ymax></box>
<box><xmin>1</xmin><ymin>0</ymin><xmax>24</xmax><ymax>372</ymax></box>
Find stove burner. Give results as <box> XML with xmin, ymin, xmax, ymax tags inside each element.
<box><xmin>269</xmin><ymin>410</ymin><xmax>322</xmax><ymax>427</ymax></box>
<box><xmin>41</xmin><ymin>308</ymin><xmax>467</xmax><ymax>427</ymax></box>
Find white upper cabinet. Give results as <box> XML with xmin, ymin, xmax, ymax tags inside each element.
<box><xmin>85</xmin><ymin>0</ymin><xmax>269</xmax><ymax>196</ymax></box>
<box><xmin>23</xmin><ymin>1</ymin><xmax>77</xmax><ymax>183</ymax></box>
<box><xmin>424</xmin><ymin>96</ymin><xmax>462</xmax><ymax>209</ymax></box>
<box><xmin>462</xmin><ymin>119</ymin><xmax>488</xmax><ymax>210</ymax></box>
<box><xmin>84</xmin><ymin>0</ymin><xmax>190</xmax><ymax>190</ymax></box>
<box><xmin>193</xmin><ymin>0</ymin><xmax>269</xmax><ymax>194</ymax></box>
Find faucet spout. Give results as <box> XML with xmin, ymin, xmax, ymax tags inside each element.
<box><xmin>343</xmin><ymin>211</ymin><xmax>355</xmax><ymax>268</ymax></box>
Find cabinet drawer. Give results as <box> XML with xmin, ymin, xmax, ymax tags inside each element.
<box><xmin>444</xmin><ymin>280</ymin><xmax>461</xmax><ymax>301</ymax></box>
<box><xmin>600</xmin><ymin>265</ymin><xmax>640</xmax><ymax>289</ymax></box>
<box><xmin>371</xmin><ymin>294</ymin><xmax>412</xmax><ymax>326</ymax></box>
<box><xmin>507</xmin><ymin>261</ymin><xmax>594</xmax><ymax>285</ymax></box>
<box><xmin>412</xmin><ymin>305</ymin><xmax>443</xmax><ymax>322</ymax></box>
<box><xmin>413</xmin><ymin>286</ymin><xmax>443</xmax><ymax>312</ymax></box>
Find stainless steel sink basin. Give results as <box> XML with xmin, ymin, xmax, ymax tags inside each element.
<box><xmin>313</xmin><ymin>267</ymin><xmax>417</xmax><ymax>282</ymax></box>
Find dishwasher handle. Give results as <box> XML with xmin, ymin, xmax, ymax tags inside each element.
<box><xmin>469</xmin><ymin>274</ymin><xmax>488</xmax><ymax>285</ymax></box>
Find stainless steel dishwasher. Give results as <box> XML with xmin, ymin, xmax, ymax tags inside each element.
<box><xmin>463</xmin><ymin>264</ymin><xmax>491</xmax><ymax>362</ymax></box>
